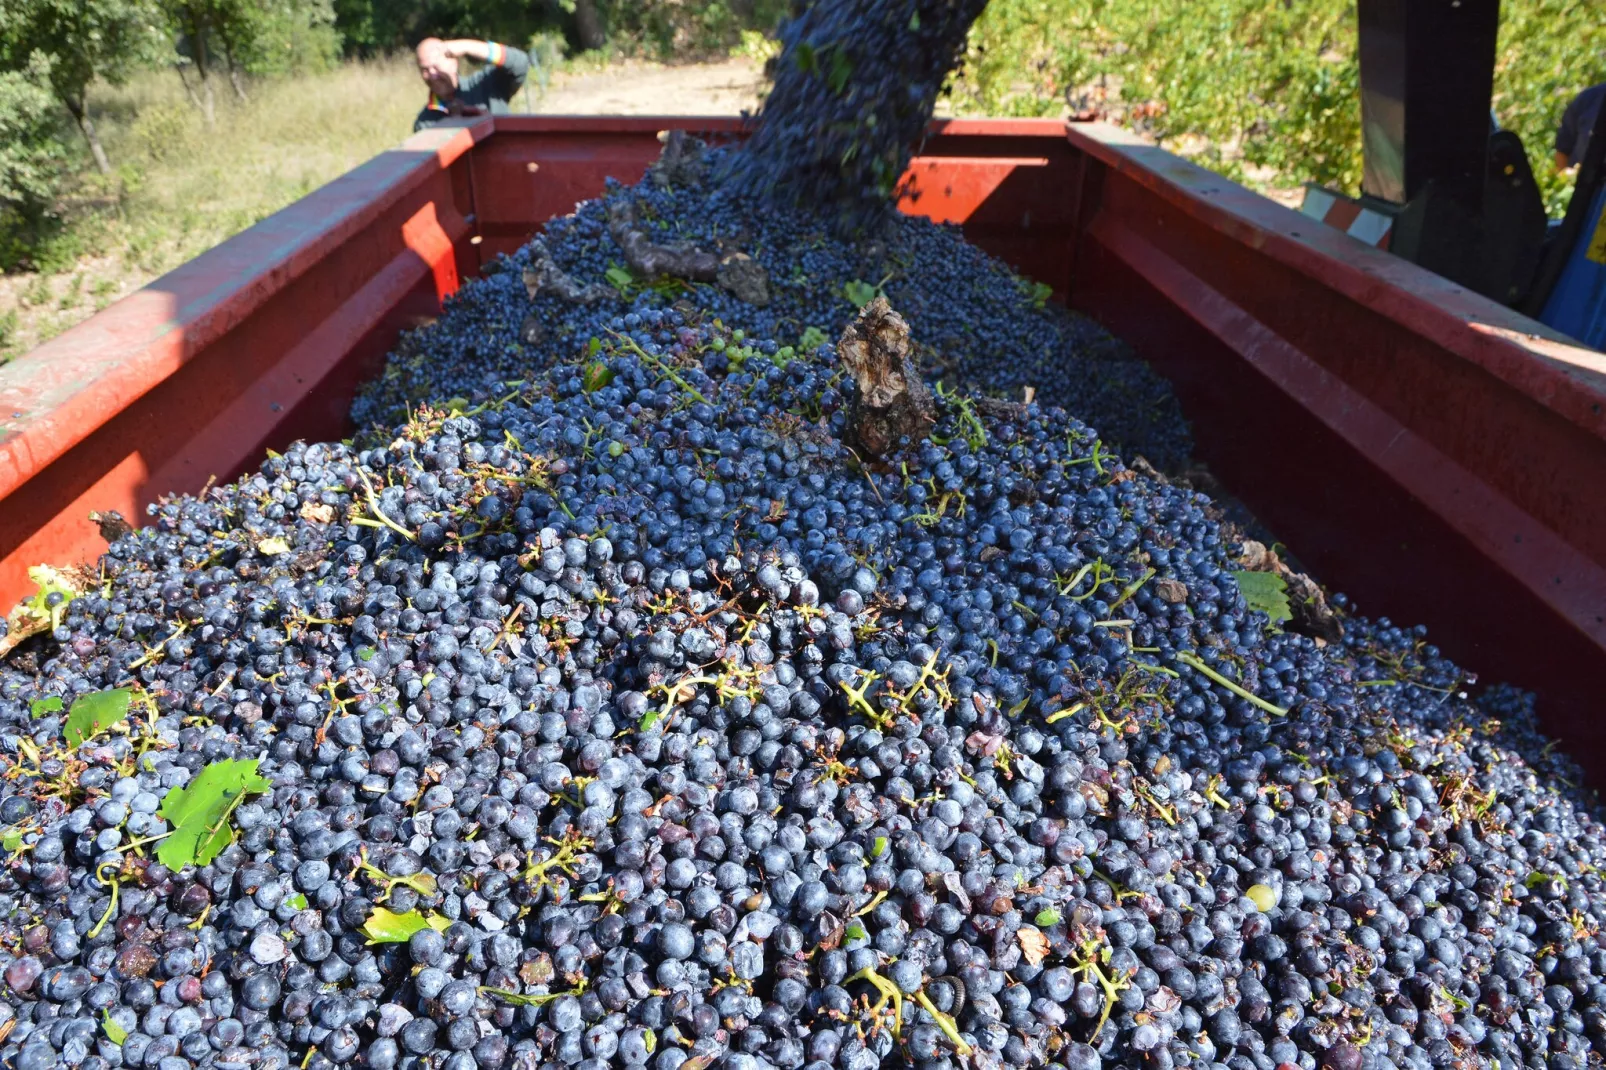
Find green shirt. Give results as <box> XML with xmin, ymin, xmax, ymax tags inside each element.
<box><xmin>414</xmin><ymin>42</ymin><xmax>530</xmax><ymax>132</ymax></box>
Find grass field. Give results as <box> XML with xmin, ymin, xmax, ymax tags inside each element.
<box><xmin>0</xmin><ymin>57</ymin><xmax>422</xmax><ymax>360</ymax></box>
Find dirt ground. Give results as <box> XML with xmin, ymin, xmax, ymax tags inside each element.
<box><xmin>537</xmin><ymin>58</ymin><xmax>765</xmax><ymax>115</ymax></box>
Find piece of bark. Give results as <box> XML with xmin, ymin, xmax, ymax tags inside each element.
<box><xmin>975</xmin><ymin>396</ymin><xmax>1028</xmax><ymax>422</ymax></box>
<box><xmin>607</xmin><ymin>199</ymin><xmax>720</xmax><ymax>281</ymax></box>
<box><xmin>522</xmin><ymin>240</ymin><xmax>613</xmax><ymax>303</ymax></box>
<box><xmin>90</xmin><ymin>510</ymin><xmax>134</xmax><ymax>543</ymax></box>
<box><xmin>837</xmin><ymin>297</ymin><xmax>935</xmax><ymax>457</ymax></box>
<box><xmin>717</xmin><ymin>253</ymin><xmax>770</xmax><ymax>306</ymax></box>
<box><xmin>650</xmin><ymin>130</ymin><xmax>708</xmax><ymax>190</ymax></box>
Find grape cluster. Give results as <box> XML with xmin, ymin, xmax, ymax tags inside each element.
<box><xmin>351</xmin><ymin>153</ymin><xmax>1192</xmax><ymax>474</ymax></box>
<box><xmin>3</xmin><ymin>293</ymin><xmax>1606</xmax><ymax>1070</ymax></box>
<box><xmin>2</xmin><ymin>39</ymin><xmax>1606</xmax><ymax>1070</ymax></box>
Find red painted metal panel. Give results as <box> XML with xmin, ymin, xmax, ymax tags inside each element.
<box><xmin>1063</xmin><ymin>122</ymin><xmax>1606</xmax><ymax>781</ymax></box>
<box><xmin>0</xmin><ymin>121</ymin><xmax>486</xmax><ymax>605</ymax></box>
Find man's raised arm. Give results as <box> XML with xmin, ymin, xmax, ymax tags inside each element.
<box><xmin>445</xmin><ymin>39</ymin><xmax>530</xmax><ymax>104</ymax></box>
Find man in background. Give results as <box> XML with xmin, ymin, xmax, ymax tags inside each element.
<box><xmin>414</xmin><ymin>37</ymin><xmax>530</xmax><ymax>132</ymax></box>
<box><xmin>1555</xmin><ymin>80</ymin><xmax>1606</xmax><ymax>170</ymax></box>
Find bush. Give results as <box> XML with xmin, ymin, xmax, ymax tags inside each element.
<box><xmin>236</xmin><ymin>0</ymin><xmax>343</xmax><ymax>76</ymax></box>
<box><xmin>601</xmin><ymin>0</ymin><xmax>792</xmax><ymax>58</ymax></box>
<box><xmin>0</xmin><ymin>58</ymin><xmax>73</xmax><ymax>271</ymax></box>
<box><xmin>947</xmin><ymin>0</ymin><xmax>1603</xmax><ymax>211</ymax></box>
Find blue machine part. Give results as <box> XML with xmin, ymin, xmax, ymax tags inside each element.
<box><xmin>1541</xmin><ymin>184</ymin><xmax>1606</xmax><ymax>349</ymax></box>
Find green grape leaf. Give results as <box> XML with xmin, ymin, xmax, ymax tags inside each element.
<box><xmin>2</xmin><ymin>828</ymin><xmax>24</xmax><ymax>852</ymax></box>
<box><xmin>844</xmin><ymin>921</ymin><xmax>867</xmax><ymax>941</ymax></box>
<box><xmin>1230</xmin><ymin>570</ymin><xmax>1292</xmax><ymax>624</ymax></box>
<box><xmin>3</xmin><ymin>564</ymin><xmax>83</xmax><ymax>656</ymax></box>
<box><xmin>1035</xmin><ymin>907</ymin><xmax>1062</xmax><ymax>927</ymax></box>
<box><xmin>29</xmin><ymin>695</ymin><xmax>62</xmax><ymax>718</ymax></box>
<box><xmin>287</xmin><ymin>893</ymin><xmax>309</xmax><ymax>910</ymax></box>
<box><xmin>843</xmin><ymin>280</ymin><xmax>878</xmax><ymax>308</ymax></box>
<box><xmin>359</xmin><ymin>907</ymin><xmax>451</xmax><ymax>944</ymax></box>
<box><xmin>605</xmin><ymin>264</ymin><xmax>635</xmax><ymax>292</ymax></box>
<box><xmin>583</xmin><ymin>361</ymin><xmax>616</xmax><ymax>393</ymax></box>
<box><xmin>156</xmin><ymin>758</ymin><xmax>272</xmax><ymax>870</ymax></box>
<box><xmin>65</xmin><ymin>688</ymin><xmax>132</xmax><ymax>748</ymax></box>
<box><xmin>870</xmin><ymin>835</ymin><xmax>888</xmax><ymax>858</ymax></box>
<box><xmin>102</xmin><ymin>1012</ymin><xmax>128</xmax><ymax>1045</ymax></box>
<box><xmin>827</xmin><ymin>49</ymin><xmax>854</xmax><ymax>95</ymax></box>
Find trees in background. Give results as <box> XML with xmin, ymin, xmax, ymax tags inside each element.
<box><xmin>0</xmin><ymin>57</ymin><xmax>71</xmax><ymax>266</ymax></box>
<box><xmin>162</xmin><ymin>0</ymin><xmax>339</xmax><ymax>122</ymax></box>
<box><xmin>948</xmin><ymin>0</ymin><xmax>1605</xmax><ymax>213</ymax></box>
<box><xmin>0</xmin><ymin>0</ymin><xmax>162</xmax><ymax>174</ymax></box>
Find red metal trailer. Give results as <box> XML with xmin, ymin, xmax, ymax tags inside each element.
<box><xmin>1</xmin><ymin>116</ymin><xmax>1604</xmax><ymax>778</ymax></box>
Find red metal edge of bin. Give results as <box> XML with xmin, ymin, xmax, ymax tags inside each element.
<box><xmin>1059</xmin><ymin>122</ymin><xmax>1606</xmax><ymax>782</ymax></box>
<box><xmin>0</xmin><ymin>119</ymin><xmax>487</xmax><ymax>601</ymax></box>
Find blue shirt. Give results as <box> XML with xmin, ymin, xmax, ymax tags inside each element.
<box><xmin>414</xmin><ymin>43</ymin><xmax>530</xmax><ymax>132</ymax></box>
<box><xmin>1556</xmin><ymin>83</ymin><xmax>1606</xmax><ymax>164</ymax></box>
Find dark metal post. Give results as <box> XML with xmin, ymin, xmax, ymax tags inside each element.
<box><xmin>1357</xmin><ymin>0</ymin><xmax>1502</xmax><ymax>213</ymax></box>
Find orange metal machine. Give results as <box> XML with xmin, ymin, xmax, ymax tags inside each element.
<box><xmin>1</xmin><ymin>116</ymin><xmax>1604</xmax><ymax>778</ymax></box>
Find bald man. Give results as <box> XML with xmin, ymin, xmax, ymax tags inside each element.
<box><xmin>414</xmin><ymin>37</ymin><xmax>530</xmax><ymax>132</ymax></box>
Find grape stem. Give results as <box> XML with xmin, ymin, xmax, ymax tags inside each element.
<box><xmin>1174</xmin><ymin>650</ymin><xmax>1288</xmax><ymax>716</ymax></box>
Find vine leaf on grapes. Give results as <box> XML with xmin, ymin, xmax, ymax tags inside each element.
<box><xmin>257</xmin><ymin>536</ymin><xmax>291</xmax><ymax>556</ymax></box>
<box><xmin>29</xmin><ymin>695</ymin><xmax>62</xmax><ymax>718</ymax></box>
<box><xmin>583</xmin><ymin>361</ymin><xmax>615</xmax><ymax>393</ymax></box>
<box><xmin>65</xmin><ymin>687</ymin><xmax>132</xmax><ymax>748</ymax></box>
<box><xmin>1230</xmin><ymin>569</ymin><xmax>1292</xmax><ymax>624</ymax></box>
<box><xmin>359</xmin><ymin>907</ymin><xmax>451</xmax><ymax>944</ymax></box>
<box><xmin>843</xmin><ymin>279</ymin><xmax>879</xmax><ymax>307</ymax></box>
<box><xmin>102</xmin><ymin>1012</ymin><xmax>128</xmax><ymax>1045</ymax></box>
<box><xmin>156</xmin><ymin>758</ymin><xmax>272</xmax><ymax>870</ymax></box>
<box><xmin>0</xmin><ymin>564</ymin><xmax>85</xmax><ymax>658</ymax></box>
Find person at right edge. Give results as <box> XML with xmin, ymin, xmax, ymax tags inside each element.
<box><xmin>1555</xmin><ymin>79</ymin><xmax>1606</xmax><ymax>171</ymax></box>
<box><xmin>414</xmin><ymin>38</ymin><xmax>531</xmax><ymax>133</ymax></box>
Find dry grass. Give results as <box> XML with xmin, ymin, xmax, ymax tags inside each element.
<box><xmin>0</xmin><ymin>54</ymin><xmax>763</xmax><ymax>362</ymax></box>
<box><xmin>0</xmin><ymin>56</ymin><xmax>422</xmax><ymax>359</ymax></box>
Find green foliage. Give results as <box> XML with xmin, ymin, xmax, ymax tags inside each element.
<box><xmin>948</xmin><ymin>0</ymin><xmax>1601</xmax><ymax>209</ymax></box>
<box><xmin>229</xmin><ymin>0</ymin><xmax>342</xmax><ymax>76</ymax></box>
<box><xmin>65</xmin><ymin>688</ymin><xmax>132</xmax><ymax>747</ymax></box>
<box><xmin>358</xmin><ymin>906</ymin><xmax>450</xmax><ymax>943</ymax></box>
<box><xmin>155</xmin><ymin>757</ymin><xmax>271</xmax><ymax>869</ymax></box>
<box><xmin>29</xmin><ymin>695</ymin><xmax>63</xmax><ymax>718</ymax></box>
<box><xmin>843</xmin><ymin>279</ymin><xmax>879</xmax><ymax>307</ymax></box>
<box><xmin>1230</xmin><ymin>570</ymin><xmax>1292</xmax><ymax>624</ymax></box>
<box><xmin>582</xmin><ymin>360</ymin><xmax>615</xmax><ymax>392</ymax></box>
<box><xmin>593</xmin><ymin>0</ymin><xmax>791</xmax><ymax>60</ymax></box>
<box><xmin>0</xmin><ymin>59</ymin><xmax>72</xmax><ymax>269</ymax></box>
